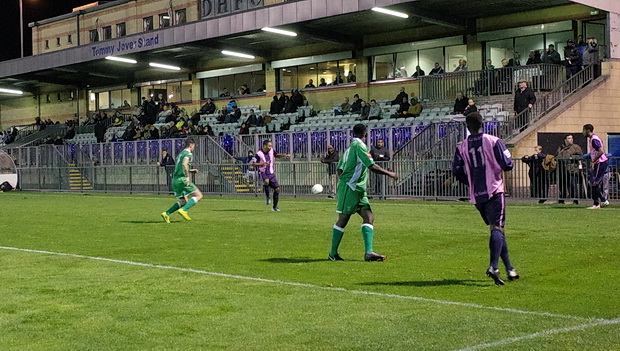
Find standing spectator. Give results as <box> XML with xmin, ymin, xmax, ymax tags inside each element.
<box><xmin>521</xmin><ymin>146</ymin><xmax>549</xmax><ymax>201</ymax></box>
<box><xmin>94</xmin><ymin>119</ymin><xmax>107</xmax><ymax>143</ymax></box>
<box><xmin>583</xmin><ymin>124</ymin><xmax>609</xmax><ymax>209</ymax></box>
<box><xmin>541</xmin><ymin>44</ymin><xmax>562</xmax><ymax>65</ymax></box>
<box><xmin>269</xmin><ymin>96</ymin><xmax>281</xmax><ymax>115</ymax></box>
<box><xmin>245</xmin><ymin>109</ymin><xmax>263</xmax><ymax>127</ymax></box>
<box><xmin>283</xmin><ymin>95</ymin><xmax>298</xmax><ymax>114</ymax></box>
<box><xmin>514</xmin><ymin>81</ymin><xmax>536</xmax><ymax>115</ymax></box>
<box><xmin>321</xmin><ymin>145</ymin><xmax>339</xmax><ymax>198</ymax></box>
<box><xmin>556</xmin><ymin>134</ymin><xmax>584</xmax><ymax>204</ymax></box>
<box><xmin>304</xmin><ymin>79</ymin><xmax>316</xmax><ymax>88</ymax></box>
<box><xmin>158</xmin><ymin>149</ymin><xmax>175</xmax><ymax>193</ymax></box>
<box><xmin>463</xmin><ymin>98</ymin><xmax>478</xmax><ymax>116</ymax></box>
<box><xmin>429</xmin><ymin>62</ymin><xmax>445</xmax><ymax>75</ymax></box>
<box><xmin>350</xmin><ymin>94</ymin><xmax>363</xmax><ymax>114</ymax></box>
<box><xmin>291</xmin><ymin>89</ymin><xmax>305</xmax><ymax>107</ymax></box>
<box><xmin>370</xmin><ymin>139</ymin><xmax>390</xmax><ymax>198</ymax></box>
<box><xmin>368</xmin><ymin>99</ymin><xmax>383</xmax><ymax>120</ymax></box>
<box><xmin>526</xmin><ymin>50</ymin><xmax>542</xmax><ymax>65</ymax></box>
<box><xmin>564</xmin><ymin>39</ymin><xmax>581</xmax><ymax>79</ymax></box>
<box><xmin>454</xmin><ymin>59</ymin><xmax>468</xmax><ymax>72</ymax></box>
<box><xmin>390</xmin><ymin>87</ymin><xmax>408</xmax><ymax>105</ymax></box>
<box><xmin>234</xmin><ymin>151</ymin><xmax>258</xmax><ymax>185</ymax></box>
<box><xmin>582</xmin><ymin>37</ymin><xmax>600</xmax><ymax>78</ymax></box>
<box><xmin>453</xmin><ymin>92</ymin><xmax>468</xmax><ymax>114</ymax></box>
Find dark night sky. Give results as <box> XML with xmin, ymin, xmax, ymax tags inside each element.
<box><xmin>0</xmin><ymin>0</ymin><xmax>99</xmax><ymax>62</ymax></box>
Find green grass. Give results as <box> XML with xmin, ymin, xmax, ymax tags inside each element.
<box><xmin>0</xmin><ymin>192</ymin><xmax>618</xmax><ymax>350</ymax></box>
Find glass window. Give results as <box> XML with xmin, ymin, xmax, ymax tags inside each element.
<box><xmin>88</xmin><ymin>91</ymin><xmax>96</xmax><ymax>112</ymax></box>
<box><xmin>56</xmin><ymin>37</ymin><xmax>61</xmax><ymax>47</ymax></box>
<box><xmin>218</xmin><ymin>75</ymin><xmax>235</xmax><ymax>96</ymax></box>
<box><xmin>181</xmin><ymin>81</ymin><xmax>192</xmax><ymax>101</ymax></box>
<box><xmin>175</xmin><ymin>9</ymin><xmax>187</xmax><ymax>25</ymax></box>
<box><xmin>45</xmin><ymin>40</ymin><xmax>49</xmax><ymax>50</ymax></box>
<box><xmin>203</xmin><ymin>78</ymin><xmax>219</xmax><ymax>99</ymax></box>
<box><xmin>419</xmin><ymin>47</ymin><xmax>444</xmax><ymax>73</ymax></box>
<box><xmin>279</xmin><ymin>67</ymin><xmax>297</xmax><ymax>91</ymax></box>
<box><xmin>395</xmin><ymin>51</ymin><xmax>417</xmax><ymax>78</ymax></box>
<box><xmin>546</xmin><ymin>30</ymin><xmax>574</xmax><ymax>61</ymax></box>
<box><xmin>202</xmin><ymin>72</ymin><xmax>265</xmax><ymax>99</ymax></box>
<box><xmin>445</xmin><ymin>45</ymin><xmax>467</xmax><ymax>71</ymax></box>
<box><xmin>297</xmin><ymin>64</ymin><xmax>316</xmax><ymax>89</ymax></box>
<box><xmin>67</xmin><ymin>34</ymin><xmax>72</xmax><ymax>44</ymax></box>
<box><xmin>98</xmin><ymin>92</ymin><xmax>110</xmax><ymax>110</ymax></box>
<box><xmin>89</xmin><ymin>30</ymin><xmax>99</xmax><ymax>43</ymax></box>
<box><xmin>159</xmin><ymin>13</ymin><xmax>171</xmax><ymax>28</ymax></box>
<box><xmin>372</xmin><ymin>54</ymin><xmax>394</xmax><ymax>80</ymax></box>
<box><xmin>103</xmin><ymin>26</ymin><xmax>112</xmax><ymax>40</ymax></box>
<box><xmin>486</xmin><ymin>38</ymin><xmax>514</xmax><ymax>69</ymax></box>
<box><xmin>339</xmin><ymin>59</ymin><xmax>357</xmax><ymax>83</ymax></box>
<box><xmin>515</xmin><ymin>35</ymin><xmax>543</xmax><ymax>65</ymax></box>
<box><xmin>116</xmin><ymin>23</ymin><xmax>126</xmax><ymax>37</ymax></box>
<box><xmin>143</xmin><ymin>16</ymin><xmax>153</xmax><ymax>31</ymax></box>
<box><xmin>110</xmin><ymin>90</ymin><xmax>123</xmax><ymax>109</ymax></box>
<box><xmin>585</xmin><ymin>22</ymin><xmax>606</xmax><ymax>59</ymax></box>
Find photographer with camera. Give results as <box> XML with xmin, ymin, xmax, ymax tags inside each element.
<box><xmin>582</xmin><ymin>36</ymin><xmax>600</xmax><ymax>78</ymax></box>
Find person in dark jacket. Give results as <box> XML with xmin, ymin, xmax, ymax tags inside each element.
<box><xmin>370</xmin><ymin>139</ymin><xmax>391</xmax><ymax>198</ymax></box>
<box><xmin>94</xmin><ymin>120</ymin><xmax>107</xmax><ymax>143</ymax></box>
<box><xmin>321</xmin><ymin>145</ymin><xmax>339</xmax><ymax>198</ymax></box>
<box><xmin>582</xmin><ymin>37</ymin><xmax>601</xmax><ymax>78</ymax></box>
<box><xmin>564</xmin><ymin>39</ymin><xmax>581</xmax><ymax>78</ymax></box>
<box><xmin>390</xmin><ymin>87</ymin><xmax>408</xmax><ymax>105</ymax></box>
<box><xmin>269</xmin><ymin>96</ymin><xmax>281</xmax><ymax>115</ymax></box>
<box><xmin>541</xmin><ymin>44</ymin><xmax>562</xmax><ymax>65</ymax></box>
<box><xmin>453</xmin><ymin>92</ymin><xmax>468</xmax><ymax>114</ymax></box>
<box><xmin>514</xmin><ymin>81</ymin><xmax>536</xmax><ymax>115</ymax></box>
<box><xmin>463</xmin><ymin>98</ymin><xmax>478</xmax><ymax>116</ymax></box>
<box><xmin>350</xmin><ymin>94</ymin><xmax>363</xmax><ymax>114</ymax></box>
<box><xmin>521</xmin><ymin>145</ymin><xmax>549</xmax><ymax>200</ymax></box>
<box><xmin>157</xmin><ymin>149</ymin><xmax>175</xmax><ymax>192</ymax></box>
<box><xmin>291</xmin><ymin>90</ymin><xmax>305</xmax><ymax>107</ymax></box>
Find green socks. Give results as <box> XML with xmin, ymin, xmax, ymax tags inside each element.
<box><xmin>361</xmin><ymin>223</ymin><xmax>374</xmax><ymax>253</ymax></box>
<box><xmin>166</xmin><ymin>202</ymin><xmax>181</xmax><ymax>215</ymax></box>
<box><xmin>181</xmin><ymin>197</ymin><xmax>199</xmax><ymax>211</ymax></box>
<box><xmin>330</xmin><ymin>225</ymin><xmax>344</xmax><ymax>256</ymax></box>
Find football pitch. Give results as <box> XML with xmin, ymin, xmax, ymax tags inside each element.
<box><xmin>0</xmin><ymin>192</ymin><xmax>618</xmax><ymax>350</ymax></box>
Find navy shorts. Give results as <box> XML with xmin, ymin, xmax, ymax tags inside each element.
<box><xmin>589</xmin><ymin>161</ymin><xmax>608</xmax><ymax>186</ymax></box>
<box><xmin>260</xmin><ymin>172</ymin><xmax>280</xmax><ymax>189</ymax></box>
<box><xmin>475</xmin><ymin>193</ymin><xmax>506</xmax><ymax>227</ymax></box>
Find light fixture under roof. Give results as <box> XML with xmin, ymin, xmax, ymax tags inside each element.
<box><xmin>149</xmin><ymin>62</ymin><xmax>181</xmax><ymax>71</ymax></box>
<box><xmin>261</xmin><ymin>27</ymin><xmax>297</xmax><ymax>37</ymax></box>
<box><xmin>0</xmin><ymin>88</ymin><xmax>24</xmax><ymax>95</ymax></box>
<box><xmin>371</xmin><ymin>7</ymin><xmax>409</xmax><ymax>18</ymax></box>
<box><xmin>105</xmin><ymin>56</ymin><xmax>137</xmax><ymax>64</ymax></box>
<box><xmin>221</xmin><ymin>50</ymin><xmax>255</xmax><ymax>59</ymax></box>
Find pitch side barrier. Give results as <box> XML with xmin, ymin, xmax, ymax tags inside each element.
<box><xmin>14</xmin><ymin>157</ymin><xmax>619</xmax><ymax>202</ymax></box>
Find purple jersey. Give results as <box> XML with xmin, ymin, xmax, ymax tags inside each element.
<box><xmin>453</xmin><ymin>133</ymin><xmax>514</xmax><ymax>204</ymax></box>
<box><xmin>590</xmin><ymin>134</ymin><xmax>608</xmax><ymax>164</ymax></box>
<box><xmin>256</xmin><ymin>148</ymin><xmax>275</xmax><ymax>175</ymax></box>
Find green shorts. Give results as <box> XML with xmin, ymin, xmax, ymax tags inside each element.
<box><xmin>336</xmin><ymin>182</ymin><xmax>371</xmax><ymax>215</ymax></box>
<box><xmin>173</xmin><ymin>177</ymin><xmax>199</xmax><ymax>198</ymax></box>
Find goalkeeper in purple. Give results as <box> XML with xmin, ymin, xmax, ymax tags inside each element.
<box><xmin>452</xmin><ymin>112</ymin><xmax>519</xmax><ymax>285</ymax></box>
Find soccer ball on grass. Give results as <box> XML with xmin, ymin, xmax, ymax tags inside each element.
<box><xmin>311</xmin><ymin>184</ymin><xmax>324</xmax><ymax>194</ymax></box>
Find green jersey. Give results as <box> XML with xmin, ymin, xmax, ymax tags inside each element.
<box><xmin>173</xmin><ymin>149</ymin><xmax>193</xmax><ymax>179</ymax></box>
<box><xmin>337</xmin><ymin>138</ymin><xmax>375</xmax><ymax>192</ymax></box>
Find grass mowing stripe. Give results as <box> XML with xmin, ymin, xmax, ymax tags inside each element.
<box><xmin>453</xmin><ymin>318</ymin><xmax>620</xmax><ymax>351</ymax></box>
<box><xmin>0</xmin><ymin>245</ymin><xmax>602</xmax><ymax>322</ymax></box>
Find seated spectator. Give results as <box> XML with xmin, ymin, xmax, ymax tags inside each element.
<box><xmin>318</xmin><ymin>78</ymin><xmax>327</xmax><ymax>87</ymax></box>
<box><xmin>454</xmin><ymin>59</ymin><xmax>468</xmax><ymax>72</ymax></box>
<box><xmin>240</xmin><ymin>85</ymin><xmax>251</xmax><ymax>94</ymax></box>
<box><xmin>411</xmin><ymin>66</ymin><xmax>425</xmax><ymax>78</ymax></box>
<box><xmin>245</xmin><ymin>109</ymin><xmax>263</xmax><ymax>127</ymax></box>
<box><xmin>304</xmin><ymin>79</ymin><xmax>316</xmax><ymax>88</ymax></box>
<box><xmin>53</xmin><ymin>136</ymin><xmax>64</xmax><ymax>145</ymax></box>
<box><xmin>347</xmin><ymin>72</ymin><xmax>356</xmax><ymax>83</ymax></box>
<box><xmin>429</xmin><ymin>62</ymin><xmax>445</xmax><ymax>75</ymax></box>
<box><xmin>453</xmin><ymin>92</ymin><xmax>468</xmax><ymax>114</ymax></box>
<box><xmin>224</xmin><ymin>106</ymin><xmax>241</xmax><ymax>123</ymax></box>
<box><xmin>350</xmin><ymin>94</ymin><xmax>363</xmax><ymax>114</ymax></box>
<box><xmin>334</xmin><ymin>97</ymin><xmax>351</xmax><ymax>115</ymax></box>
<box><xmin>390</xmin><ymin>87</ymin><xmax>408</xmax><ymax>105</ymax></box>
<box><xmin>501</xmin><ymin>59</ymin><xmax>509</xmax><ymax>67</ymax></box>
<box><xmin>219</xmin><ymin>87</ymin><xmax>231</xmax><ymax>98</ymax></box>
<box><xmin>133</xmin><ymin>105</ymin><xmax>142</xmax><ymax>118</ymax></box>
<box><xmin>120</xmin><ymin>125</ymin><xmax>135</xmax><ymax>141</ymax></box>
<box><xmin>406</xmin><ymin>97</ymin><xmax>423</xmax><ymax>117</ymax></box>
<box><xmin>396</xmin><ymin>96</ymin><xmax>410</xmax><ymax>117</ymax></box>
<box><xmin>367</xmin><ymin>99</ymin><xmax>383</xmax><ymax>120</ymax></box>
<box><xmin>239</xmin><ymin>122</ymin><xmax>249</xmax><ymax>135</ymax></box>
<box><xmin>163</xmin><ymin>121</ymin><xmax>179</xmax><ymax>138</ymax></box>
<box><xmin>199</xmin><ymin>98</ymin><xmax>216</xmax><ymax>115</ymax></box>
<box><xmin>463</xmin><ymin>98</ymin><xmax>478</xmax><ymax>116</ymax></box>
<box><xmin>226</xmin><ymin>99</ymin><xmax>237</xmax><ymax>114</ymax></box>
<box><xmin>269</xmin><ymin>96</ymin><xmax>282</xmax><ymax>115</ymax></box>
<box><xmin>396</xmin><ymin>66</ymin><xmax>408</xmax><ymax>78</ymax></box>
<box><xmin>123</xmin><ymin>99</ymin><xmax>131</xmax><ymax>108</ymax></box>
<box><xmin>359</xmin><ymin>100</ymin><xmax>370</xmax><ymax>120</ymax></box>
<box><xmin>256</xmin><ymin>85</ymin><xmax>266</xmax><ymax>92</ymax></box>
<box><xmin>113</xmin><ymin>113</ymin><xmax>124</xmax><ymax>127</ymax></box>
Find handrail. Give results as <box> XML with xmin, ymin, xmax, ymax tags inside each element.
<box><xmin>501</xmin><ymin>64</ymin><xmax>595</xmax><ymax>140</ymax></box>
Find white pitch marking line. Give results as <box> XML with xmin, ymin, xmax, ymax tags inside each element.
<box><xmin>454</xmin><ymin>318</ymin><xmax>620</xmax><ymax>351</ymax></box>
<box><xmin>0</xmin><ymin>246</ymin><xmax>604</xmax><ymax>323</ymax></box>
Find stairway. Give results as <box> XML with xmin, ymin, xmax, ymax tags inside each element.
<box><xmin>68</xmin><ymin>163</ymin><xmax>93</xmax><ymax>190</ymax></box>
<box><xmin>221</xmin><ymin>165</ymin><xmax>256</xmax><ymax>193</ymax></box>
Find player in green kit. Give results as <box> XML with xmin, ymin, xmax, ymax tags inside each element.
<box><xmin>161</xmin><ymin>138</ymin><xmax>203</xmax><ymax>222</ymax></box>
<box><xmin>329</xmin><ymin>124</ymin><xmax>398</xmax><ymax>261</ymax></box>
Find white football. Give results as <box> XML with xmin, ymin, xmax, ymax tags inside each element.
<box><xmin>311</xmin><ymin>184</ymin><xmax>324</xmax><ymax>194</ymax></box>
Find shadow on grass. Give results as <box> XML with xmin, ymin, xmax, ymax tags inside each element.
<box><xmin>261</xmin><ymin>257</ymin><xmax>327</xmax><ymax>264</ymax></box>
<box><xmin>211</xmin><ymin>209</ymin><xmax>255</xmax><ymax>212</ymax></box>
<box><xmin>120</xmin><ymin>220</ymin><xmax>167</xmax><ymax>224</ymax></box>
<box><xmin>360</xmin><ymin>279</ymin><xmax>489</xmax><ymax>287</ymax></box>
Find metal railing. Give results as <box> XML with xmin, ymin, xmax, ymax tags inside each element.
<box><xmin>419</xmin><ymin>64</ymin><xmax>563</xmax><ymax>101</ymax></box>
<box><xmin>15</xmin><ymin>158</ymin><xmax>620</xmax><ymax>203</ymax></box>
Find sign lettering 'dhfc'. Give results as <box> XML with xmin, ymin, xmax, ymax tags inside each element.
<box><xmin>202</xmin><ymin>0</ymin><xmax>263</xmax><ymax>18</ymax></box>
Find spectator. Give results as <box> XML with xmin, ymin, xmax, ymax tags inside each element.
<box><xmin>241</xmin><ymin>84</ymin><xmax>251</xmax><ymax>94</ymax></box>
<box><xmin>564</xmin><ymin>39</ymin><xmax>581</xmax><ymax>78</ymax></box>
<box><xmin>199</xmin><ymin>125</ymin><xmax>215</xmax><ymax>136</ymax></box>
<box><xmin>429</xmin><ymin>62</ymin><xmax>445</xmax><ymax>75</ymax></box>
<box><xmin>163</xmin><ymin>121</ymin><xmax>179</xmax><ymax>139</ymax></box>
<box><xmin>411</xmin><ymin>66</ymin><xmax>425</xmax><ymax>78</ymax></box>
<box><xmin>239</xmin><ymin>122</ymin><xmax>249</xmax><ymax>135</ymax></box>
<box><xmin>556</xmin><ymin>134</ymin><xmax>584</xmax><ymax>204</ymax></box>
<box><xmin>541</xmin><ymin>44</ymin><xmax>562</xmax><ymax>65</ymax></box>
<box><xmin>463</xmin><ymin>98</ymin><xmax>478</xmax><ymax>116</ymax></box>
<box><xmin>367</xmin><ymin>99</ymin><xmax>383</xmax><ymax>120</ymax></box>
<box><xmin>199</xmin><ymin>98</ymin><xmax>216</xmax><ymax>115</ymax></box>
<box><xmin>396</xmin><ymin>96</ymin><xmax>410</xmax><ymax>117</ymax></box>
<box><xmin>582</xmin><ymin>36</ymin><xmax>600</xmax><ymax>78</ymax></box>
<box><xmin>283</xmin><ymin>95</ymin><xmax>298</xmax><ymax>113</ymax></box>
<box><xmin>350</xmin><ymin>94</ymin><xmax>363</xmax><ymax>114</ymax></box>
<box><xmin>514</xmin><ymin>80</ymin><xmax>536</xmax><ymax>115</ymax></box>
<box><xmin>94</xmin><ymin>119</ymin><xmax>107</xmax><ymax>143</ymax></box>
<box><xmin>123</xmin><ymin>99</ymin><xmax>131</xmax><ymax>107</ymax></box>
<box><xmin>234</xmin><ymin>151</ymin><xmax>258</xmax><ymax>184</ymax></box>
<box><xmin>318</xmin><ymin>78</ymin><xmax>327</xmax><ymax>87</ymax></box>
<box><xmin>147</xmin><ymin>124</ymin><xmax>160</xmax><ymax>139</ymax></box>
<box><xmin>526</xmin><ymin>50</ymin><xmax>542</xmax><ymax>65</ymax></box>
<box><xmin>359</xmin><ymin>100</ymin><xmax>370</xmax><ymax>120</ymax></box>
<box><xmin>454</xmin><ymin>59</ymin><xmax>468</xmax><ymax>72</ymax></box>
<box><xmin>278</xmin><ymin>91</ymin><xmax>287</xmax><ymax>111</ymax></box>
<box><xmin>453</xmin><ymin>92</ymin><xmax>468</xmax><ymax>114</ymax></box>
<box><xmin>291</xmin><ymin>89</ymin><xmax>305</xmax><ymax>107</ymax></box>
<box><xmin>219</xmin><ymin>87</ymin><xmax>231</xmax><ymax>97</ymax></box>
<box><xmin>390</xmin><ymin>87</ymin><xmax>408</xmax><ymax>105</ymax></box>
<box><xmin>304</xmin><ymin>79</ymin><xmax>316</xmax><ymax>88</ymax></box>
<box><xmin>226</xmin><ymin>99</ymin><xmax>237</xmax><ymax>114</ymax></box>
<box><xmin>157</xmin><ymin>149</ymin><xmax>175</xmax><ymax>192</ymax></box>
<box><xmin>224</xmin><ymin>105</ymin><xmax>241</xmax><ymax>123</ymax></box>
<box><xmin>334</xmin><ymin>97</ymin><xmax>351</xmax><ymax>115</ymax></box>
<box><xmin>485</xmin><ymin>59</ymin><xmax>495</xmax><ymax>70</ymax></box>
<box><xmin>156</xmin><ymin>93</ymin><xmax>167</xmax><ymax>111</ymax></box>
<box><xmin>256</xmin><ymin>85</ymin><xmax>266</xmax><ymax>92</ymax></box>
<box><xmin>347</xmin><ymin>72</ymin><xmax>356</xmax><ymax>83</ymax></box>
<box><xmin>406</xmin><ymin>97</ymin><xmax>423</xmax><ymax>117</ymax></box>
<box><xmin>521</xmin><ymin>146</ymin><xmax>549</xmax><ymax>201</ymax></box>
<box><xmin>64</xmin><ymin>125</ymin><xmax>76</xmax><ymax>140</ymax></box>
<box><xmin>320</xmin><ymin>145</ymin><xmax>339</xmax><ymax>198</ymax></box>
<box><xmin>269</xmin><ymin>96</ymin><xmax>282</xmax><ymax>115</ymax></box>
<box><xmin>245</xmin><ymin>109</ymin><xmax>263</xmax><ymax>127</ymax></box>
<box><xmin>370</xmin><ymin>139</ymin><xmax>390</xmax><ymax>198</ymax></box>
